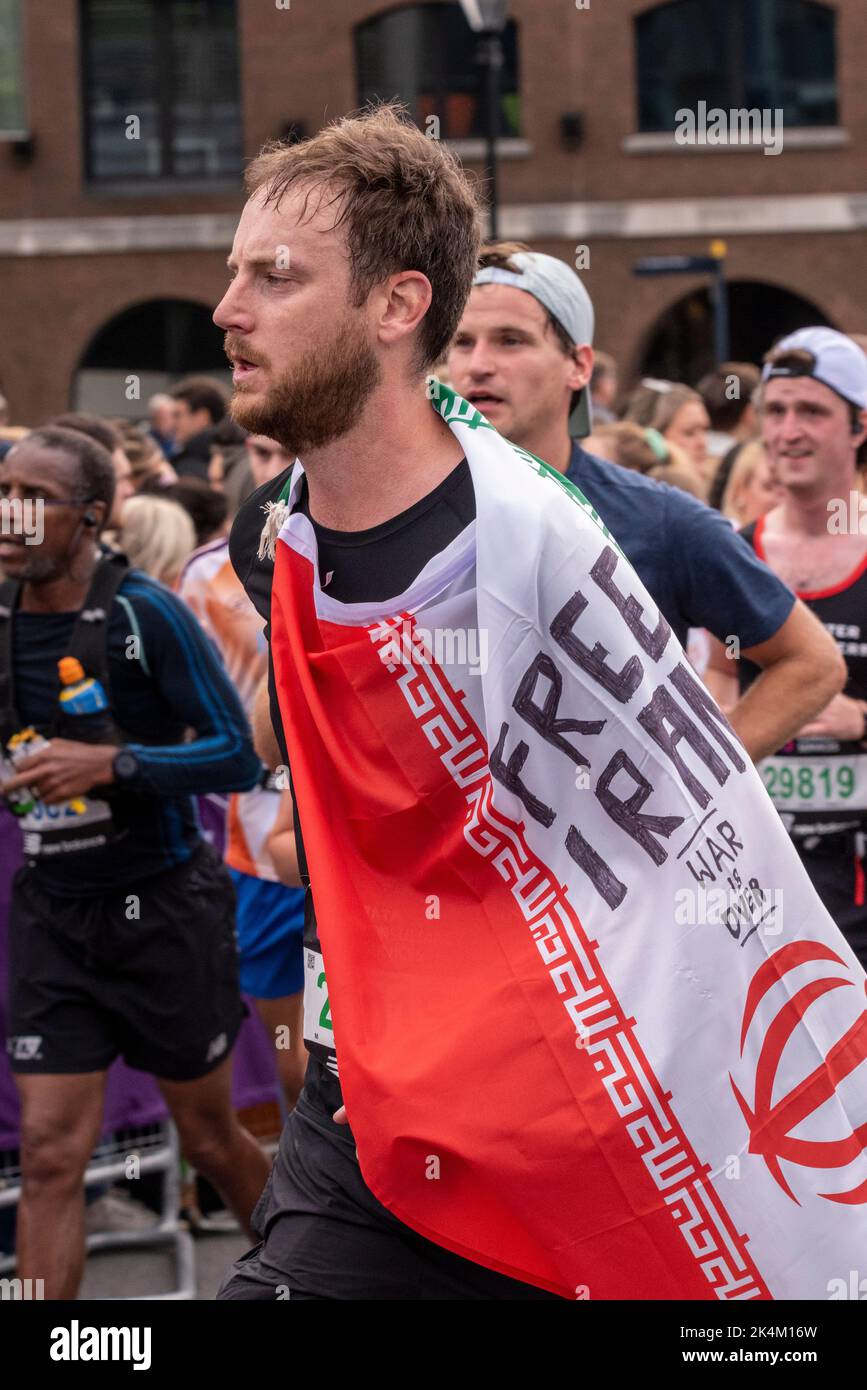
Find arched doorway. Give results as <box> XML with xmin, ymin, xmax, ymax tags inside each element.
<box><xmin>74</xmin><ymin>298</ymin><xmax>229</xmax><ymax>417</ymax></box>
<box><xmin>639</xmin><ymin>280</ymin><xmax>833</xmax><ymax>384</ymax></box>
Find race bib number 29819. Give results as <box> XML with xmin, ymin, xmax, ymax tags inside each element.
<box><xmin>760</xmin><ymin>754</ymin><xmax>867</xmax><ymax>812</ymax></box>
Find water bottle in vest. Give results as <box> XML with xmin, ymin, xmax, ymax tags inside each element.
<box><xmin>57</xmin><ymin>657</ymin><xmax>115</xmax><ymax>743</ymax></box>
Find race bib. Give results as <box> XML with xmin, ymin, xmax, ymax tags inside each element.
<box><xmin>18</xmin><ymin>796</ymin><xmax>116</xmax><ymax>858</ymax></box>
<box><xmin>760</xmin><ymin>753</ymin><xmax>867</xmax><ymax>813</ymax></box>
<box><xmin>303</xmin><ymin>949</ymin><xmax>335</xmax><ymax>1055</ymax></box>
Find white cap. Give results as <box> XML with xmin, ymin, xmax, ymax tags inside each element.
<box><xmin>473</xmin><ymin>252</ymin><xmax>595</xmax><ymax>436</ymax></box>
<box><xmin>762</xmin><ymin>327</ymin><xmax>867</xmax><ymax>410</ymax></box>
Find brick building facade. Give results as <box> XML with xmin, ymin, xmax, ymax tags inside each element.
<box><xmin>1</xmin><ymin>0</ymin><xmax>865</xmax><ymax>424</ymax></box>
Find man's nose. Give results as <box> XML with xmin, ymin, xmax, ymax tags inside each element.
<box><xmin>780</xmin><ymin>408</ymin><xmax>805</xmax><ymax>437</ymax></box>
<box><xmin>213</xmin><ymin>279</ymin><xmax>253</xmax><ymax>334</ymax></box>
<box><xmin>464</xmin><ymin>342</ymin><xmax>498</xmax><ymax>378</ymax></box>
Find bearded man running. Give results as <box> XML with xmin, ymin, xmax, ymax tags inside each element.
<box><xmin>217</xmin><ymin>106</ymin><xmax>867</xmax><ymax>1303</ymax></box>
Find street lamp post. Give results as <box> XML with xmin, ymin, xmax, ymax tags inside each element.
<box><xmin>632</xmin><ymin>243</ymin><xmax>731</xmax><ymax>366</ymax></box>
<box><xmin>458</xmin><ymin>0</ymin><xmax>509</xmax><ymax>239</ymax></box>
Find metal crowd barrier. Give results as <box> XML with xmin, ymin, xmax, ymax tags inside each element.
<box><xmin>0</xmin><ymin>1120</ymin><xmax>195</xmax><ymax>1300</ymax></box>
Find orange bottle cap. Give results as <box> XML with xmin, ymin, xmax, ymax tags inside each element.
<box><xmin>58</xmin><ymin>656</ymin><xmax>85</xmax><ymax>685</ymax></box>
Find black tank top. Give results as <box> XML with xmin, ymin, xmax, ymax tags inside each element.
<box><xmin>739</xmin><ymin>516</ymin><xmax>867</xmax><ymax>846</ymax></box>
<box><xmin>293</xmin><ymin>462</ymin><xmax>476</xmax><ymax>1133</ymax></box>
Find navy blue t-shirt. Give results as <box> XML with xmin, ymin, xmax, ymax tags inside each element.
<box><xmin>566</xmin><ymin>442</ymin><xmax>795</xmax><ymax>649</ymax></box>
<box><xmin>10</xmin><ymin>568</ymin><xmax>261</xmax><ymax>895</ymax></box>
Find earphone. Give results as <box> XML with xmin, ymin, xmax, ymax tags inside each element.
<box><xmin>82</xmin><ymin>510</ymin><xmax>97</xmax><ymax>527</ymax></box>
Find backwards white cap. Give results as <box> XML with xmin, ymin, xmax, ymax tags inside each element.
<box><xmin>473</xmin><ymin>251</ymin><xmax>595</xmax><ymax>437</ymax></box>
<box><xmin>762</xmin><ymin>327</ymin><xmax>867</xmax><ymax>410</ymax></box>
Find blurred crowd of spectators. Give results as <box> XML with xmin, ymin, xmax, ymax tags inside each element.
<box><xmin>2</xmin><ymin>350</ymin><xmax>859</xmax><ymax>593</ymax></box>
<box><xmin>0</xmin><ymin>378</ymin><xmax>292</xmax><ymax>591</ymax></box>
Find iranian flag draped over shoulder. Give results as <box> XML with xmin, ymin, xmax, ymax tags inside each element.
<box><xmin>270</xmin><ymin>383</ymin><xmax>867</xmax><ymax>1300</ymax></box>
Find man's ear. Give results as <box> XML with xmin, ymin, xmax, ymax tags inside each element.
<box><xmin>377</xmin><ymin>270</ymin><xmax>433</xmax><ymax>350</ymax></box>
<box><xmin>567</xmin><ymin>344</ymin><xmax>593</xmax><ymax>393</ymax></box>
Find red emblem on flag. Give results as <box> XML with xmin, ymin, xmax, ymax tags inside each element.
<box><xmin>730</xmin><ymin>940</ymin><xmax>867</xmax><ymax>1205</ymax></box>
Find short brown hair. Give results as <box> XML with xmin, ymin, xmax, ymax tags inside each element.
<box><xmin>697</xmin><ymin>361</ymin><xmax>760</xmax><ymax>432</ymax></box>
<box><xmin>245</xmin><ymin>102</ymin><xmax>484</xmax><ymax>371</ymax></box>
<box><xmin>477</xmin><ymin>240</ymin><xmax>575</xmax><ymax>356</ymax></box>
<box><xmin>170</xmin><ymin>377</ymin><xmax>228</xmax><ymax>424</ymax></box>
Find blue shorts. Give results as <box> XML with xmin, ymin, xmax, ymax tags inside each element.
<box><xmin>230</xmin><ymin>870</ymin><xmax>305</xmax><ymax>1000</ymax></box>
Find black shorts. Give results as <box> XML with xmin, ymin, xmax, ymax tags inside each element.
<box><xmin>6</xmin><ymin>840</ymin><xmax>244</xmax><ymax>1081</ymax></box>
<box><xmin>217</xmin><ymin>1090</ymin><xmax>566</xmax><ymax>1301</ymax></box>
<box><xmin>800</xmin><ymin>838</ymin><xmax>867</xmax><ymax>968</ymax></box>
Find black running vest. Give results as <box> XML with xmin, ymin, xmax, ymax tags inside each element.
<box><xmin>739</xmin><ymin>517</ymin><xmax>867</xmax><ymax>847</ymax></box>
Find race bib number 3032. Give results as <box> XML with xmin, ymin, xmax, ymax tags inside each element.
<box><xmin>18</xmin><ymin>796</ymin><xmax>115</xmax><ymax>858</ymax></box>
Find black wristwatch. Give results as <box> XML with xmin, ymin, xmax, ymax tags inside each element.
<box><xmin>112</xmin><ymin>748</ymin><xmax>141</xmax><ymax>785</ymax></box>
